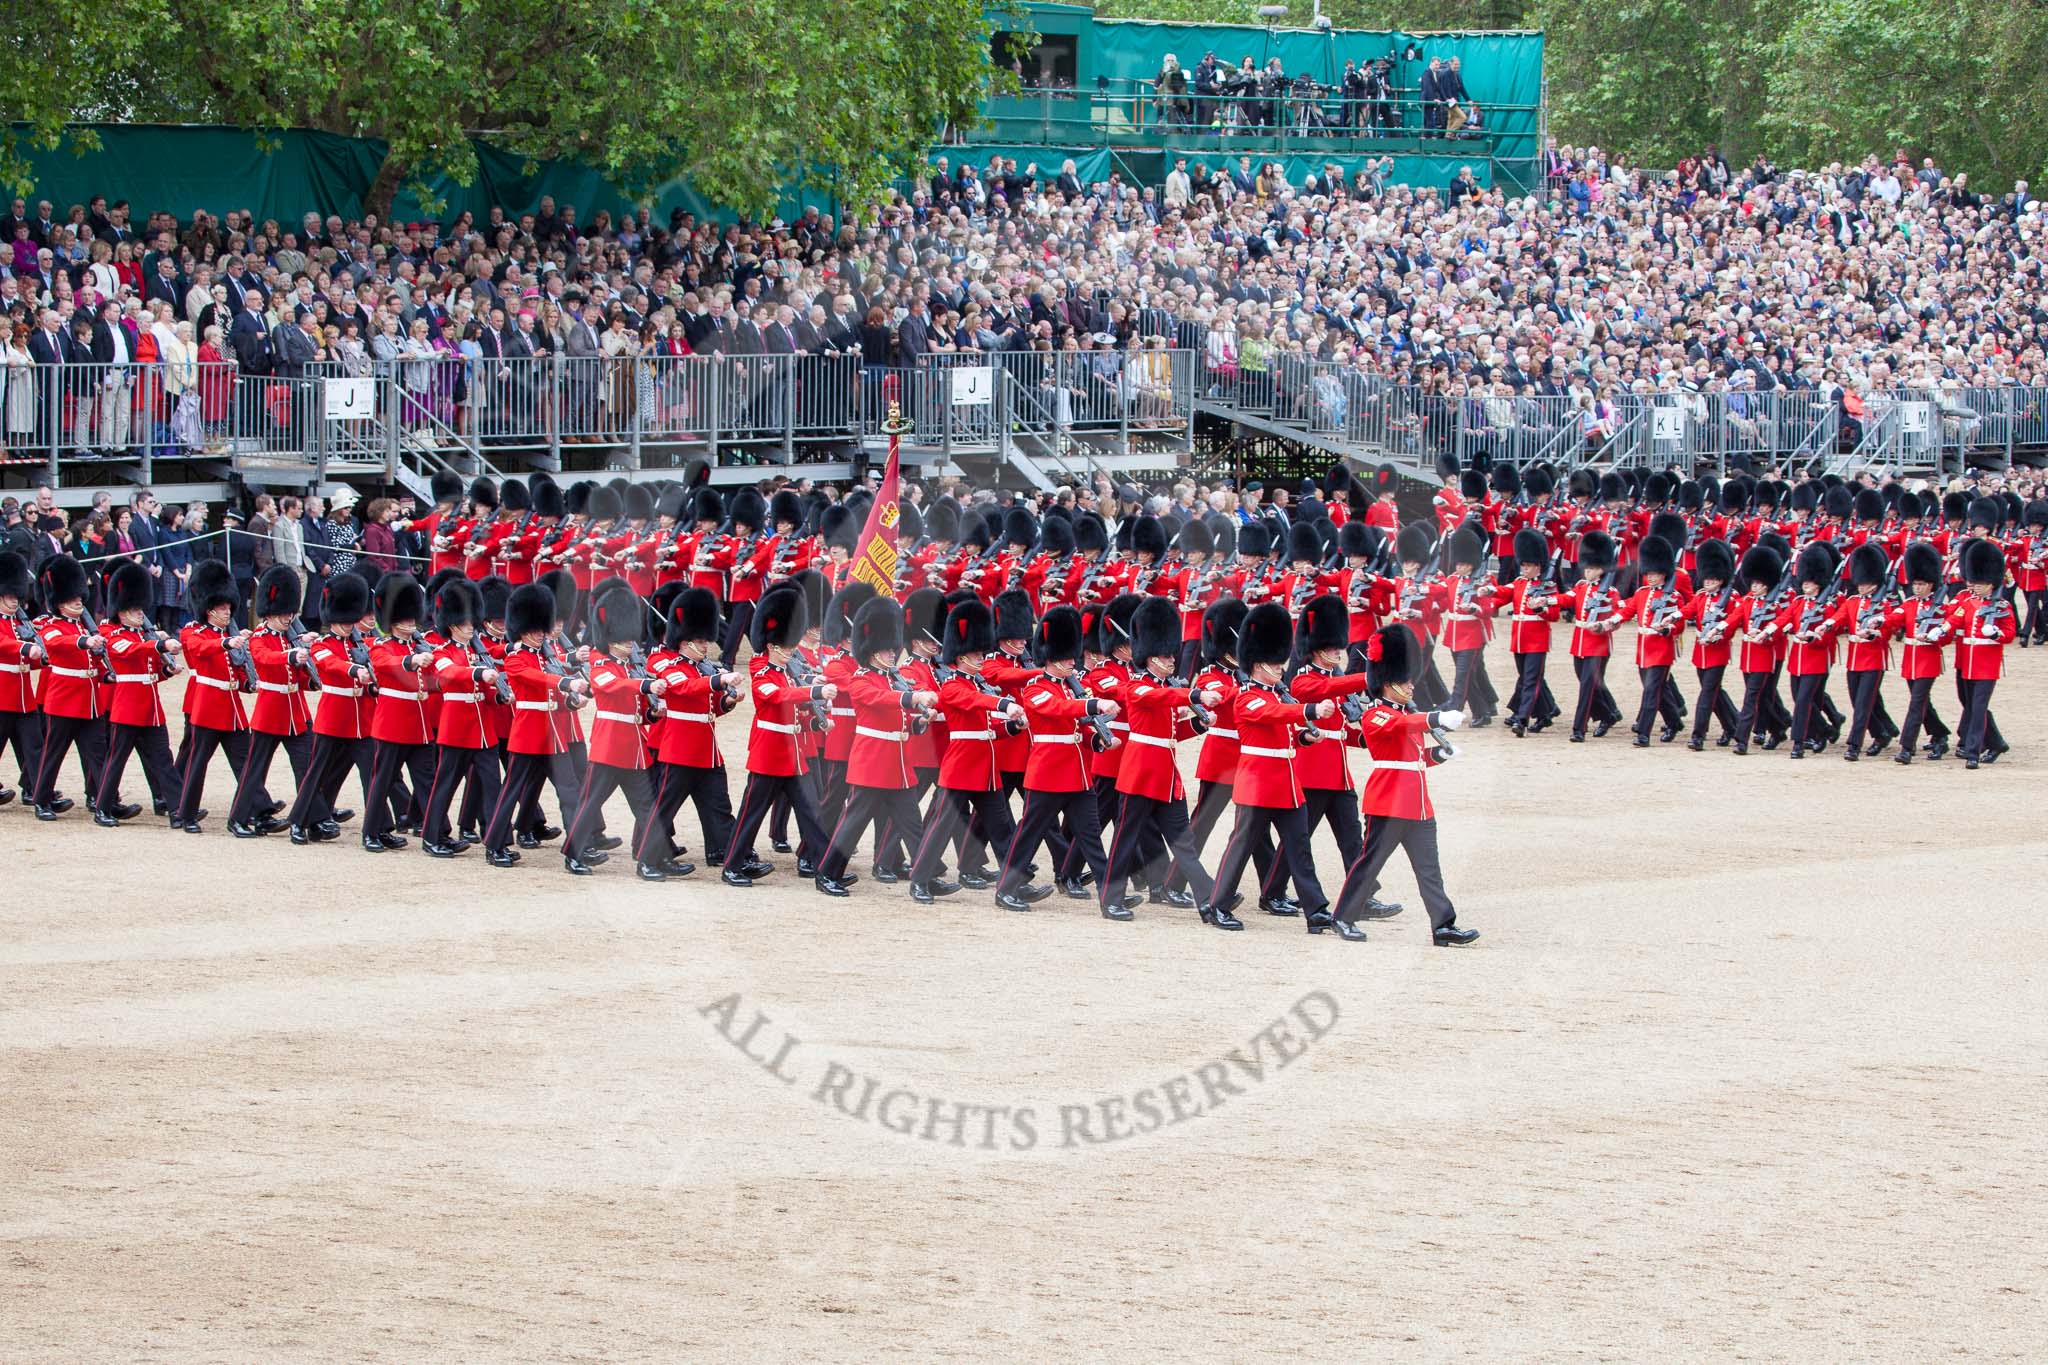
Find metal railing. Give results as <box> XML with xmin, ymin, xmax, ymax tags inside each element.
<box><xmin>971</xmin><ymin>82</ymin><xmax>1532</xmax><ymax>148</ymax></box>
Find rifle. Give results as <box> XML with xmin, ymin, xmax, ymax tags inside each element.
<box><xmin>223</xmin><ymin>627</ymin><xmax>259</xmax><ymax>694</ymax></box>
<box><xmin>1166</xmin><ymin>674</ymin><xmax>1214</xmax><ymax>733</ymax></box>
<box><xmin>469</xmin><ymin>633</ymin><xmax>514</xmax><ymax>706</ymax></box>
<box><xmin>345</xmin><ymin>627</ymin><xmax>379</xmax><ymax>696</ymax></box>
<box><xmin>886</xmin><ymin>668</ymin><xmax>935</xmax><ymax>735</ymax></box>
<box><xmin>1910</xmin><ymin>583</ymin><xmax>1952</xmax><ymax>643</ymax></box>
<box><xmin>1697</xmin><ymin>585</ymin><xmax>1737</xmax><ymax>643</ymax></box>
<box><xmin>781</xmin><ymin>651</ymin><xmax>831</xmax><ymax>731</ymax></box>
<box><xmin>1065</xmin><ymin>673</ymin><xmax>1117</xmax><ymax>752</ymax></box>
<box><xmin>10</xmin><ymin>609</ymin><xmax>46</xmax><ymax>664</ymax></box>
<box><xmin>280</xmin><ymin>618</ymin><xmax>322</xmax><ymax>692</ymax></box>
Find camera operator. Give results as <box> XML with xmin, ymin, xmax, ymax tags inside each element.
<box><xmin>1153</xmin><ymin>53</ymin><xmax>1192</xmax><ymax>129</ymax></box>
<box><xmin>1341</xmin><ymin>60</ymin><xmax>1369</xmax><ymax>132</ymax></box>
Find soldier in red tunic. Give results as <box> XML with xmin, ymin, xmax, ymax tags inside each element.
<box><xmin>1778</xmin><ymin>543</ymin><xmax>1845</xmax><ymax>758</ymax></box>
<box><xmin>1728</xmin><ymin>545</ymin><xmax>1792</xmax><ymax>755</ymax></box>
<box><xmin>360</xmin><ymin>574</ymin><xmax>439</xmax><ymax>851</ymax></box>
<box><xmin>1681</xmin><ymin>538</ymin><xmax>1743</xmax><ymax>750</ymax></box>
<box><xmin>1439</xmin><ymin>525</ymin><xmax>1500</xmax><ymax>723</ymax></box>
<box><xmin>644</xmin><ymin>587</ymin><xmax>739</xmax><ymax>878</ymax></box>
<box><xmin>905</xmin><ymin>598</ymin><xmax>1030</xmax><ymax>905</ymax></box>
<box><xmin>1889</xmin><ymin>541</ymin><xmax>1954</xmax><ymax>763</ymax></box>
<box><xmin>0</xmin><ymin>550</ymin><xmax>44</xmax><ymax>807</ymax></box>
<box><xmin>722</xmin><ymin>585</ymin><xmax>835</xmax><ymax>886</ymax></box>
<box><xmin>1198</xmin><ymin>603</ymin><xmax>1339</xmax><ymax>934</ymax></box>
<box><xmin>93</xmin><ymin>561</ymin><xmax>183</xmax><ymax>825</ymax></box>
<box><xmin>1331</xmin><ymin>624</ymin><xmax>1478</xmax><ymax>946</ymax></box>
<box><xmin>416</xmin><ymin>578</ymin><xmax>505</xmax><ymax>858</ymax></box>
<box><xmin>561</xmin><ymin>579</ymin><xmax>672</xmax><ymax>878</ymax></box>
<box><xmin>227</xmin><ymin>566</ymin><xmax>317</xmax><ymax>837</ymax></box>
<box><xmin>27</xmin><ymin>555</ymin><xmax>111</xmax><ymax>819</ymax></box>
<box><xmin>170</xmin><ymin>559</ymin><xmax>252</xmax><ymax>832</ymax></box>
<box><xmin>814</xmin><ymin>596</ymin><xmax>937</xmax><ymax>897</ymax></box>
<box><xmin>1951</xmin><ymin>537</ymin><xmax>2015</xmax><ymax>768</ymax></box>
<box><xmin>481</xmin><ymin>582</ymin><xmax>591</xmax><ymax>867</ymax></box>
<box><xmin>1561</xmin><ymin>529</ymin><xmax>1625</xmax><ymax>741</ymax></box>
<box><xmin>1621</xmin><ymin>533</ymin><xmax>1689</xmax><ymax>746</ymax></box>
<box><xmin>1831</xmin><ymin>543</ymin><xmax>1902</xmax><ymax>761</ymax></box>
<box><xmin>285</xmin><ymin>573</ymin><xmax>378</xmax><ymax>843</ymax></box>
<box><xmin>1499</xmin><ymin>528</ymin><xmax>1562</xmax><ymax>735</ymax></box>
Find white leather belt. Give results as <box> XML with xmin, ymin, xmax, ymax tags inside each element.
<box><xmin>1032</xmin><ymin>733</ymin><xmax>1079</xmax><ymax>744</ymax></box>
<box><xmin>667</xmin><ymin>711</ymin><xmax>711</xmax><ymax>724</ymax></box>
<box><xmin>51</xmin><ymin>666</ymin><xmax>94</xmax><ymax>678</ymax></box>
<box><xmin>112</xmin><ymin>673</ymin><xmax>157</xmax><ymax>684</ymax></box>
<box><xmin>515</xmin><ymin>700</ymin><xmax>557</xmax><ymax>711</ymax></box>
<box><xmin>0</xmin><ymin>663</ymin><xmax>23</xmax><ymax>673</ymax></box>
<box><xmin>1107</xmin><ymin>720</ymin><xmax>1129</xmax><ymax>731</ymax></box>
<box><xmin>1511</xmin><ymin>614</ymin><xmax>1548</xmax><ymax>622</ymax></box>
<box><xmin>1205</xmin><ymin>727</ymin><xmax>1238</xmax><ymax>740</ymax></box>
<box><xmin>949</xmin><ymin>729</ymin><xmax>993</xmax><ymax>741</ymax></box>
<box><xmin>595</xmin><ymin>710</ymin><xmax>641</xmax><ymax>725</ymax></box>
<box><xmin>1446</xmin><ymin>612</ymin><xmax>1479</xmax><ymax>621</ymax></box>
<box><xmin>256</xmin><ymin>680</ymin><xmax>298</xmax><ymax>693</ymax></box>
<box><xmin>440</xmin><ymin>692</ymin><xmax>480</xmax><ymax>703</ymax></box>
<box><xmin>757</xmin><ymin>720</ymin><xmax>798</xmax><ymax>734</ymax></box>
<box><xmin>856</xmin><ymin>726</ymin><xmax>904</xmax><ymax>741</ymax></box>
<box><xmin>1240</xmin><ymin>745</ymin><xmax>1294</xmax><ymax>759</ymax></box>
<box><xmin>830</xmin><ymin>707</ymin><xmax>855</xmax><ymax>717</ymax></box>
<box><xmin>1129</xmin><ymin>733</ymin><xmax>1174</xmax><ymax>748</ymax></box>
<box><xmin>1372</xmin><ymin>760</ymin><xmax>1425</xmax><ymax>771</ymax></box>
<box><xmin>381</xmin><ymin>689</ymin><xmax>420</xmax><ymax>701</ymax></box>
<box><xmin>193</xmin><ymin>674</ymin><xmax>235</xmax><ymax>690</ymax></box>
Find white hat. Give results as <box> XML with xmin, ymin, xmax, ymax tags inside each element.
<box><xmin>328</xmin><ymin>485</ymin><xmax>360</xmax><ymax>509</ymax></box>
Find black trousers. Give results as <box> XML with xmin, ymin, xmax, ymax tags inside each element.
<box><xmin>1690</xmin><ymin>665</ymin><xmax>1740</xmax><ymax>743</ymax></box>
<box><xmin>421</xmin><ymin>744</ymin><xmax>502</xmax><ymax>846</ymax></box>
<box><xmin>813</xmin><ymin>756</ymin><xmax>849</xmax><ymax>835</ymax></box>
<box><xmin>725</xmin><ymin>770</ymin><xmax>829</xmax><ymax>868</ymax></box>
<box><xmin>363</xmin><ymin>739</ymin><xmax>434</xmax><ymax>840</ymax></box>
<box><xmin>1175</xmin><ymin>639</ymin><xmax>1203</xmax><ymax>681</ymax></box>
<box><xmin>0</xmin><ymin>708</ymin><xmax>46</xmax><ymax>793</ymax></box>
<box><xmin>1335</xmin><ymin>812</ymin><xmax>1457</xmax><ymax>932</ymax></box>
<box><xmin>2023</xmin><ymin>587</ymin><xmax>2046</xmax><ymax>642</ymax></box>
<box><xmin>1001</xmin><ymin>787</ymin><xmax>1107</xmax><ymax>895</ymax></box>
<box><xmin>1279</xmin><ymin>788</ymin><xmax>1361</xmax><ymax>904</ymax></box>
<box><xmin>1414</xmin><ymin>645</ymin><xmax>1450</xmax><ymax>709</ymax></box>
<box><xmin>520</xmin><ymin>742</ymin><xmax>589</xmax><ymax>838</ymax></box>
<box><xmin>1788</xmin><ymin>672</ymin><xmax>1830</xmax><ymax>749</ymax></box>
<box><xmin>174</xmin><ymin>723</ymin><xmax>249</xmax><ymax>824</ymax></box>
<box><xmin>994</xmin><ymin>769</ymin><xmax>1075</xmax><ymax>879</ymax></box>
<box><xmin>1093</xmin><ymin>772</ymin><xmax>1163</xmax><ymax>881</ymax></box>
<box><xmin>566</xmin><ymin>762</ymin><xmax>657</xmax><ymax>862</ymax></box>
<box><xmin>647</xmin><ymin>762</ymin><xmax>735</xmax><ymax>866</ymax></box>
<box><xmin>719</xmin><ymin>600</ymin><xmax>756</xmax><ymax>669</ymax></box>
<box><xmin>1897</xmin><ymin>676</ymin><xmax>1952</xmax><ymax>753</ymax></box>
<box><xmin>1171</xmin><ymin>778</ymin><xmax>1277</xmax><ymax>895</ymax></box>
<box><xmin>97</xmin><ymin>721</ymin><xmax>178</xmax><ymax>813</ymax></box>
<box><xmin>1571</xmin><ymin>654</ymin><xmax>1621</xmax><ymax>736</ymax></box>
<box><xmin>1102</xmin><ymin>790</ymin><xmax>1213</xmax><ymax>908</ymax></box>
<box><xmin>32</xmin><ymin>714</ymin><xmax>106</xmax><ymax>806</ymax></box>
<box><xmin>1734</xmin><ymin>670</ymin><xmax>1789</xmax><ymax>747</ymax></box>
<box><xmin>1956</xmin><ymin>676</ymin><xmax>2004</xmax><ymax>758</ymax></box>
<box><xmin>1208</xmin><ymin>804</ymin><xmax>1326</xmax><ymax>916</ymax></box>
<box><xmin>286</xmin><ymin>733</ymin><xmax>358</xmax><ymax>829</ymax></box>
<box><xmin>878</xmin><ymin>772</ymin><xmax>935</xmax><ymax>873</ymax></box>
<box><xmin>229</xmin><ymin>729</ymin><xmax>312</xmax><ymax>826</ymax></box>
<box><xmin>1506</xmin><ymin>651</ymin><xmax>1558</xmax><ymax>727</ymax></box>
<box><xmin>909</xmin><ymin>786</ymin><xmax>1017</xmax><ymax>884</ymax></box>
<box><xmin>1843</xmin><ymin>669</ymin><xmax>1897</xmax><ymax>751</ymax></box>
<box><xmin>1633</xmin><ymin>665</ymin><xmax>1684</xmax><ymax>739</ymax></box>
<box><xmin>486</xmin><ymin>752</ymin><xmax>554</xmax><ymax>854</ymax></box>
<box><xmin>818</xmin><ymin>784</ymin><xmax>925</xmax><ymax>880</ymax></box>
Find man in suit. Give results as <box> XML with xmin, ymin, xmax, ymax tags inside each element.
<box><xmin>230</xmin><ymin>289</ymin><xmax>275</xmax><ymax>435</ymax></box>
<box><xmin>26</xmin><ymin>309</ymin><xmax>66</xmax><ymax>451</ymax></box>
<box><xmin>87</xmin><ymin>301</ymin><xmax>136</xmax><ymax>454</ymax></box>
<box><xmin>560</xmin><ymin>291</ymin><xmax>601</xmax><ymax>440</ymax></box>
<box><xmin>143</xmin><ymin>258</ymin><xmax>186</xmax><ymax>319</ymax></box>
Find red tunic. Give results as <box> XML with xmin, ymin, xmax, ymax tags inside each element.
<box><xmin>585</xmin><ymin>657</ymin><xmax>654</xmax><ymax>769</ymax></box>
<box><xmin>368</xmin><ymin>636</ymin><xmax>438</xmax><ymax>745</ymax></box>
<box><xmin>427</xmin><ymin>640</ymin><xmax>495</xmax><ymax>749</ymax></box>
<box><xmin>0</xmin><ymin>621</ymin><xmax>39</xmax><ymax>713</ymax></box>
<box><xmin>1018</xmin><ymin>674</ymin><xmax>1099</xmax><ymax>793</ymax></box>
<box><xmin>179</xmin><ymin>623</ymin><xmax>249</xmax><ymax>731</ymax></box>
<box><xmin>309</xmin><ymin>634</ymin><xmax>374</xmax><ymax>739</ymax></box>
<box><xmin>843</xmin><ymin>668</ymin><xmax>921</xmax><ymax>789</ymax></box>
<box><xmin>1081</xmin><ymin>661</ymin><xmax>1132</xmax><ymax>779</ymax></box>
<box><xmin>1191</xmin><ymin>665</ymin><xmax>1242</xmax><ymax>784</ymax></box>
<box><xmin>1114</xmin><ymin>674</ymin><xmax>1195</xmax><ymax>802</ymax></box>
<box><xmin>503</xmin><ymin>646</ymin><xmax>575</xmax><ymax>756</ymax></box>
<box><xmin>1499</xmin><ymin>578</ymin><xmax>1561</xmax><ymax>654</ymax></box>
<box><xmin>980</xmin><ymin>649</ymin><xmax>1041</xmax><ymax>775</ymax></box>
<box><xmin>1229</xmin><ymin>683</ymin><xmax>1311</xmax><ymax>807</ymax></box>
<box><xmin>1623</xmin><ymin>585</ymin><xmax>1687</xmax><ymax>669</ymax></box>
<box><xmin>247</xmin><ymin>628</ymin><xmax>314</xmax><ymax>735</ymax></box>
<box><xmin>1949</xmin><ymin>593</ymin><xmax>2016</xmax><ymax>681</ymax></box>
<box><xmin>1357</xmin><ymin>702</ymin><xmax>1449</xmax><ymax>821</ymax></box>
<box><xmin>34</xmin><ymin>617</ymin><xmax>102</xmax><ymax>720</ymax></box>
<box><xmin>933</xmin><ymin>673</ymin><xmax>1011</xmax><ymax>792</ymax></box>
<box><xmin>103</xmin><ymin>624</ymin><xmax>174</xmax><ymax>727</ymax></box>
<box><xmin>745</xmin><ymin>662</ymin><xmax>815</xmax><ymax>777</ymax></box>
<box><xmin>1289</xmin><ymin>666</ymin><xmax>1370</xmax><ymax>793</ymax></box>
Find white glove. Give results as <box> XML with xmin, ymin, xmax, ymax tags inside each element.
<box><xmin>1431</xmin><ymin>708</ymin><xmax>1465</xmax><ymax>731</ymax></box>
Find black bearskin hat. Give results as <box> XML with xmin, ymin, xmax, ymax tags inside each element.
<box><xmin>479</xmin><ymin>575</ymin><xmax>511</xmax><ymax>624</ymax></box>
<box><xmin>320</xmin><ymin>571</ymin><xmax>369</xmax><ymax>625</ymax></box>
<box><xmin>1286</xmin><ymin>521</ymin><xmax>1323</xmax><ymax>566</ymax></box>
<box><xmin>0</xmin><ymin>550</ymin><xmax>28</xmax><ymax>607</ymax></box>
<box><xmin>1940</xmin><ymin>490</ymin><xmax>1968</xmax><ymax>524</ymax></box>
<box><xmin>540</xmin><ymin>569</ymin><xmax>579</xmax><ymax>626</ymax></box>
<box><xmin>1967</xmin><ymin>497</ymin><xmax>2003</xmax><ymax>532</ymax></box>
<box><xmin>788</xmin><ymin>569</ymin><xmax>827</xmax><ymax>633</ymax></box>
<box><xmin>1513</xmin><ymin>529</ymin><xmax>1549</xmax><ymax>568</ymax></box>
<box><xmin>253</xmin><ymin>564</ymin><xmax>302</xmax><ymax>620</ymax></box>
<box><xmin>1902</xmin><ymin>540</ymin><xmax>1942</xmax><ymax>586</ymax></box>
<box><xmin>430</xmin><ymin>470</ymin><xmax>463</xmax><ymax>506</ymax></box>
<box><xmin>1460</xmin><ymin>468</ymin><xmax>1487</xmax><ymax>501</ymax></box>
<box><xmin>730</xmin><ymin>488</ymin><xmax>768</xmax><ymax>532</ymax></box>
<box><xmin>1756</xmin><ymin>530</ymin><xmax>1792</xmax><ymax>563</ymax></box>
<box><xmin>586</xmin><ymin>579</ymin><xmax>641</xmax><ymax>651</ymax></box>
<box><xmin>960</xmin><ymin>510</ymin><xmax>993</xmax><ymax>552</ymax></box>
<box><xmin>1848</xmin><ymin>543</ymin><xmax>1889</xmax><ymax>589</ymax></box>
<box><xmin>770</xmin><ymin>489</ymin><xmax>804</xmax><ymax>530</ymax></box>
<box><xmin>1822</xmin><ymin>484</ymin><xmax>1854</xmax><ymax>521</ymax></box>
<box><xmin>851</xmin><ymin>594</ymin><xmax>902</xmax><ymax>663</ymax></box>
<box><xmin>1238</xmin><ymin>602</ymin><xmax>1293</xmax><ymax>669</ymax></box>
<box><xmin>1300</xmin><ymin>594</ymin><xmax>1350</xmax><ymax>654</ymax></box>
<box><xmin>1130</xmin><ymin>596</ymin><xmax>1182</xmax><ymax>667</ymax></box>
<box><xmin>1131</xmin><ymin>515</ymin><xmax>1167</xmax><ymax>561</ymax></box>
<box><xmin>588</xmin><ymin>485</ymin><xmax>622</xmax><ymax>524</ymax></box>
<box><xmin>107</xmin><ymin>561</ymin><xmax>154</xmax><ymax>617</ymax></box>
<box><xmin>1597</xmin><ymin>471</ymin><xmax>1623</xmax><ymax>503</ymax></box>
<box><xmin>905</xmin><ymin>587</ymin><xmax>948</xmax><ymax>648</ymax></box>
<box><xmin>1638</xmin><ymin>534</ymin><xmax>1677</xmax><ymax>580</ymax></box>
<box><xmin>1523</xmin><ymin>466</ymin><xmax>1555</xmax><ymax>498</ymax></box>
<box><xmin>1202</xmin><ymin>598</ymin><xmax>1248</xmax><ymax>666</ymax></box>
<box><xmin>1396</xmin><ymin>520</ymin><xmax>1435</xmax><ymax>566</ymax></box>
<box><xmin>1372</xmin><ymin>462</ymin><xmax>1400</xmax><ymax>495</ymax></box>
<box><xmin>1238</xmin><ymin>522</ymin><xmax>1270</xmax><ymax>558</ymax></box>
<box><xmin>1647</xmin><ymin>512</ymin><xmax>1687</xmax><ymax>553</ymax></box>
<box><xmin>656</xmin><ymin>483</ymin><xmax>688</xmax><ymax>523</ymax></box>
<box><xmin>1102</xmin><ymin>593</ymin><xmax>1143</xmax><ymax>652</ymax></box>
<box><xmin>189</xmin><ymin>559</ymin><xmax>238</xmax><ymax>616</ymax></box>
<box><xmin>1694</xmin><ymin>538</ymin><xmax>1735</xmax><ymax>586</ymax></box>
<box><xmin>1337</xmin><ymin>521</ymin><xmax>1372</xmax><ymax>559</ymax></box>
<box><xmin>469</xmin><ymin>476</ymin><xmax>498</xmax><ymax>510</ymax></box>
<box><xmin>993</xmin><ymin>588</ymin><xmax>1035</xmax><ymax>642</ymax></box>
<box><xmin>1578</xmin><ymin>530</ymin><xmax>1617</xmax><ymax>573</ymax></box>
<box><xmin>923</xmin><ymin>498</ymin><xmax>959</xmax><ymax>545</ymax></box>
<box><xmin>1035</xmin><ymin>605</ymin><xmax>1085</xmax><ymax>667</ymax></box>
<box><xmin>623</xmin><ymin>483</ymin><xmax>655</xmax><ymax>523</ymax></box>
<box><xmin>1491</xmin><ymin>463</ymin><xmax>1522</xmax><ymax>497</ymax></box>
<box><xmin>500</xmin><ymin>478</ymin><xmax>531</xmax><ymax>514</ymax></box>
<box><xmin>940</xmin><ymin>599</ymin><xmax>996</xmax><ymax>665</ymax></box>
<box><xmin>1436</xmin><ymin>452</ymin><xmax>1461</xmax><ymax>483</ymax></box>
<box><xmin>1447</xmin><ymin>526</ymin><xmax>1486</xmax><ymax>570</ymax></box>
<box><xmin>1567</xmin><ymin>469</ymin><xmax>1597</xmax><ymax>501</ymax></box>
<box><xmin>1790</xmin><ymin>481</ymin><xmax>1821</xmax><ymax>515</ymax></box>
<box><xmin>1177</xmin><ymin>517</ymin><xmax>1214</xmax><ymax>558</ymax></box>
<box><xmin>897</xmin><ymin>500</ymin><xmax>924</xmax><ymax>546</ymax></box>
<box><xmin>1852</xmin><ymin>487</ymin><xmax>1885</xmax><ymax>523</ymax></box>
<box><xmin>1794</xmin><ymin>543</ymin><xmax>1838</xmax><ymax>589</ymax></box>
<box><xmin>1041</xmin><ymin>515</ymin><xmax>1076</xmax><ymax>557</ymax></box>
<box><xmin>1366</xmin><ymin>623</ymin><xmax>1420</xmax><ymax>693</ymax></box>
<box><xmin>435</xmin><ymin>578</ymin><xmax>483</xmax><ymax>636</ymax></box>
<box><xmin>424</xmin><ymin>567</ymin><xmax>464</xmax><ymax>606</ymax></box>
<box><xmin>753</xmin><ymin>586</ymin><xmax>808</xmax><ymax>651</ymax></box>
<box><xmin>1645</xmin><ymin>472</ymin><xmax>1674</xmax><ymax>506</ymax></box>
<box><xmin>1959</xmin><ymin>538</ymin><xmax>2005</xmax><ymax>586</ymax></box>
<box><xmin>689</xmin><ymin>487</ymin><xmax>724</xmax><ymax>526</ymax></box>
<box><xmin>1002</xmin><ymin>507</ymin><xmax>1038</xmax><ymax>550</ymax></box>
<box><xmin>1896</xmin><ymin>490</ymin><xmax>1924</xmax><ymax>522</ymax></box>
<box><xmin>373</xmin><ymin>573</ymin><xmax>423</xmax><ymax>633</ymax></box>
<box><xmin>1677</xmin><ymin>480</ymin><xmax>1704</xmax><ymax>513</ymax></box>
<box><xmin>532</xmin><ymin>477</ymin><xmax>566</xmax><ymax>521</ymax></box>
<box><xmin>668</xmin><ymin>587</ymin><xmax>723</xmax><ymax>646</ymax></box>
<box><xmin>507</xmin><ymin>582</ymin><xmax>555</xmax><ymax>641</ymax></box>
<box><xmin>822</xmin><ymin>582</ymin><xmax>875</xmax><ymax>648</ymax></box>
<box><xmin>1073</xmin><ymin>513</ymin><xmax>1108</xmax><ymax>555</ymax></box>
<box><xmin>1720</xmin><ymin>480</ymin><xmax>1750</xmax><ymax>514</ymax></box>
<box><xmin>819</xmin><ymin>504</ymin><xmax>857</xmax><ymax>552</ymax></box>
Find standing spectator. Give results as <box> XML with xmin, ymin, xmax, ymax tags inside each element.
<box><xmin>3</xmin><ymin>321</ymin><xmax>33</xmax><ymax>457</ymax></box>
<box><xmin>229</xmin><ymin>287</ymin><xmax>274</xmax><ymax>433</ymax></box>
<box><xmin>358</xmin><ymin>497</ymin><xmax>398</xmax><ymax>584</ymax></box>
<box><xmin>155</xmin><ymin>501</ymin><xmax>192</xmax><ymax>633</ymax></box>
<box><xmin>274</xmin><ymin>494</ymin><xmax>308</xmax><ymax>600</ymax></box>
<box><xmin>320</xmin><ymin>487</ymin><xmax>362</xmax><ymax>579</ymax></box>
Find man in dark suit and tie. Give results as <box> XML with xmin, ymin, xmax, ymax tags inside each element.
<box><xmin>560</xmin><ymin>290</ymin><xmax>601</xmax><ymax>440</ymax></box>
<box><xmin>229</xmin><ymin>289</ymin><xmax>274</xmax><ymax>435</ymax></box>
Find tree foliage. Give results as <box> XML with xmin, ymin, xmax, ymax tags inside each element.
<box><xmin>6</xmin><ymin>0</ymin><xmax>1011</xmax><ymax>217</ymax></box>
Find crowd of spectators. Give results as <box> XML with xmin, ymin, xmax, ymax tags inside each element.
<box><xmin>0</xmin><ymin>135</ymin><xmax>2043</xmax><ymax>472</ymax></box>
